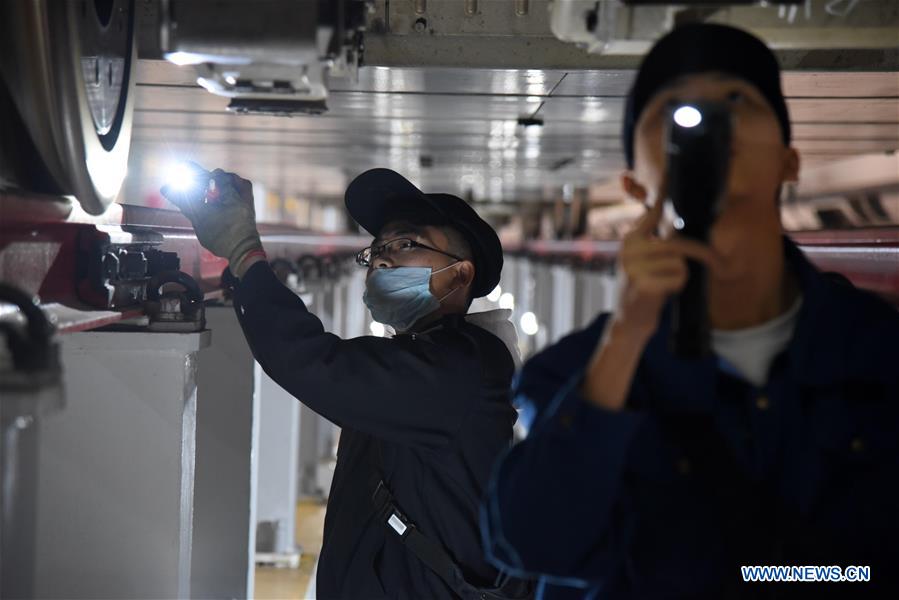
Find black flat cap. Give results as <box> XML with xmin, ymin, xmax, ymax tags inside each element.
<box><xmin>345</xmin><ymin>168</ymin><xmax>503</xmax><ymax>298</ymax></box>
<box><xmin>623</xmin><ymin>23</ymin><xmax>791</xmax><ymax>168</ymax></box>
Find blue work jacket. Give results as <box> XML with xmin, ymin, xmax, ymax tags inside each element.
<box><xmin>483</xmin><ymin>238</ymin><xmax>899</xmax><ymax>599</ymax></box>
<box><xmin>226</xmin><ymin>262</ymin><xmax>518</xmax><ymax>598</ymax></box>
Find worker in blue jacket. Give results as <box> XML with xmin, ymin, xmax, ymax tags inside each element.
<box><xmin>482</xmin><ymin>23</ymin><xmax>899</xmax><ymax>600</ymax></box>
<box><xmin>163</xmin><ymin>168</ymin><xmax>531</xmax><ymax>599</ymax></box>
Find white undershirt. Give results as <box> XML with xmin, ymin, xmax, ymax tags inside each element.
<box><xmin>711</xmin><ymin>296</ymin><xmax>803</xmax><ymax>387</ymax></box>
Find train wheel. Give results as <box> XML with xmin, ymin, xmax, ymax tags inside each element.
<box><xmin>0</xmin><ymin>0</ymin><xmax>136</xmax><ymax>215</ymax></box>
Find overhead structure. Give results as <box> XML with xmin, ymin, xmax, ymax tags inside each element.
<box><xmin>158</xmin><ymin>0</ymin><xmax>370</xmax><ymax>116</ymax></box>
<box><xmin>355</xmin><ymin>0</ymin><xmax>898</xmax><ymax>69</ymax></box>
<box><xmin>549</xmin><ymin>0</ymin><xmax>899</xmax><ymax>56</ymax></box>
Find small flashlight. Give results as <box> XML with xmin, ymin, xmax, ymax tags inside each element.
<box><xmin>665</xmin><ymin>101</ymin><xmax>732</xmax><ymax>359</ymax></box>
<box><xmin>165</xmin><ymin>162</ymin><xmax>219</xmax><ymax>204</ymax></box>
<box><xmin>167</xmin><ymin>162</ymin><xmax>199</xmax><ymax>192</ymax></box>
<box><xmin>673</xmin><ymin>105</ymin><xmax>702</xmax><ymax>129</ymax></box>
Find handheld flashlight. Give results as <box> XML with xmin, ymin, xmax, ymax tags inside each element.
<box><xmin>164</xmin><ymin>162</ymin><xmax>220</xmax><ymax>204</ymax></box>
<box><xmin>665</xmin><ymin>101</ymin><xmax>731</xmax><ymax>358</ymax></box>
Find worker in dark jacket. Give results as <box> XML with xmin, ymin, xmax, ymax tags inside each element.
<box><xmin>163</xmin><ymin>168</ymin><xmax>528</xmax><ymax>599</ymax></box>
<box><xmin>482</xmin><ymin>24</ymin><xmax>899</xmax><ymax>600</ymax></box>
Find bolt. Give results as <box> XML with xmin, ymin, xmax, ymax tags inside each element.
<box><xmin>161</xmin><ymin>296</ymin><xmax>182</xmax><ymax>314</ymax></box>
<box><xmin>413</xmin><ymin>17</ymin><xmax>427</xmax><ymax>33</ymax></box>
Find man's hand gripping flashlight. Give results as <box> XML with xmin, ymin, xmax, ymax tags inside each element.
<box><xmin>160</xmin><ymin>162</ymin><xmax>263</xmax><ymax>276</ymax></box>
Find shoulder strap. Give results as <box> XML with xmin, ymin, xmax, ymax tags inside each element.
<box><xmin>370</xmin><ymin>480</ymin><xmax>532</xmax><ymax>599</ymax></box>
<box><xmin>369</xmin><ymin>437</ymin><xmax>532</xmax><ymax>599</ymax></box>
<box><xmin>371</xmin><ymin>479</ymin><xmax>484</xmax><ymax>599</ymax></box>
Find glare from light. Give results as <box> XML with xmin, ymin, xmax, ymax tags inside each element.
<box><xmin>166</xmin><ymin>162</ymin><xmax>200</xmax><ymax>192</ymax></box>
<box><xmin>525</xmin><ymin>146</ymin><xmax>540</xmax><ymax>160</ymax></box>
<box><xmin>490</xmin><ymin>120</ymin><xmax>517</xmax><ymax>137</ymax></box>
<box><xmin>582</xmin><ymin>100</ymin><xmax>607</xmax><ymax>123</ymax></box>
<box><xmin>582</xmin><ymin>108</ymin><xmax>607</xmax><ymax>123</ymax></box>
<box><xmin>165</xmin><ymin>51</ymin><xmax>203</xmax><ymax>66</ymax></box>
<box><xmin>524</xmin><ymin>125</ymin><xmax>542</xmax><ymax>140</ymax></box>
<box><xmin>673</xmin><ymin>216</ymin><xmax>685</xmax><ymax>230</ymax></box>
<box><xmin>526</xmin><ymin>96</ymin><xmax>543</xmax><ymax>103</ymax></box>
<box><xmin>224</xmin><ymin>75</ymin><xmax>237</xmax><ymax>85</ymax></box>
<box><xmin>370</xmin><ymin>321</ymin><xmax>386</xmax><ymax>337</ymax></box>
<box><xmin>86</xmin><ymin>155</ymin><xmax>127</xmax><ymax>199</ymax></box>
<box><xmin>520</xmin><ymin>312</ymin><xmax>539</xmax><ymax>336</ymax></box>
<box><xmin>486</xmin><ymin>285</ymin><xmax>502</xmax><ymax>302</ymax></box>
<box><xmin>172</xmin><ymin>52</ymin><xmax>250</xmax><ymax>66</ymax></box>
<box><xmin>525</xmin><ymin>70</ymin><xmax>545</xmax><ymax>94</ymax></box>
<box><xmin>195</xmin><ymin>77</ymin><xmax>218</xmax><ymax>93</ymax></box>
<box><xmin>499</xmin><ymin>293</ymin><xmax>515</xmax><ymax>310</ymax></box>
<box><xmin>674</xmin><ymin>105</ymin><xmax>702</xmax><ymax>128</ymax></box>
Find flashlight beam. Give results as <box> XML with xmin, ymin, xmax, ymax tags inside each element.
<box><xmin>673</xmin><ymin>106</ymin><xmax>702</xmax><ymax>128</ymax></box>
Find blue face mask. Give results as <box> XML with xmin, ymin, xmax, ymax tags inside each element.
<box><xmin>363</xmin><ymin>263</ymin><xmax>458</xmax><ymax>332</ymax></box>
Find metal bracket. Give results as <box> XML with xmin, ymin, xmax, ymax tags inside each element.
<box><xmin>144</xmin><ymin>270</ymin><xmax>206</xmax><ymax>332</ymax></box>
<box><xmin>82</xmin><ymin>237</ymin><xmax>181</xmax><ymax>309</ymax></box>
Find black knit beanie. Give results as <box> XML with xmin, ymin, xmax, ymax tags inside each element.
<box><xmin>623</xmin><ymin>23</ymin><xmax>791</xmax><ymax>168</ymax></box>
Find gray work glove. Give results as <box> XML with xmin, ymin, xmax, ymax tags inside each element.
<box><xmin>161</xmin><ymin>163</ymin><xmax>262</xmax><ymax>271</ymax></box>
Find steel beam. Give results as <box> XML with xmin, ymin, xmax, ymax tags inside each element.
<box><xmin>360</xmin><ymin>32</ymin><xmax>899</xmax><ymax>70</ymax></box>
<box><xmin>517</xmin><ymin>228</ymin><xmax>899</xmax><ymax>304</ymax></box>
<box><xmin>795</xmin><ymin>153</ymin><xmax>899</xmax><ymax>199</ymax></box>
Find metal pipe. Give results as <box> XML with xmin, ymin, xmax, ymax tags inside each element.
<box><xmin>515</xmin><ymin>0</ymin><xmax>529</xmax><ymax>17</ymax></box>
<box><xmin>464</xmin><ymin>0</ymin><xmax>477</xmax><ymax>17</ymax></box>
<box><xmin>414</xmin><ymin>0</ymin><xmax>426</xmax><ymax>15</ymax></box>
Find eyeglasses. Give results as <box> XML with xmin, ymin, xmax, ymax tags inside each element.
<box><xmin>355</xmin><ymin>238</ymin><xmax>462</xmax><ymax>267</ymax></box>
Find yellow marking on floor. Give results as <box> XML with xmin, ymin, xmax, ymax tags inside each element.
<box><xmin>255</xmin><ymin>500</ymin><xmax>326</xmax><ymax>599</ymax></box>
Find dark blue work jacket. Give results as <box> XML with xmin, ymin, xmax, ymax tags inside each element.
<box><xmin>227</xmin><ymin>262</ymin><xmax>518</xmax><ymax>598</ymax></box>
<box><xmin>483</xmin><ymin>239</ymin><xmax>899</xmax><ymax>599</ymax></box>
